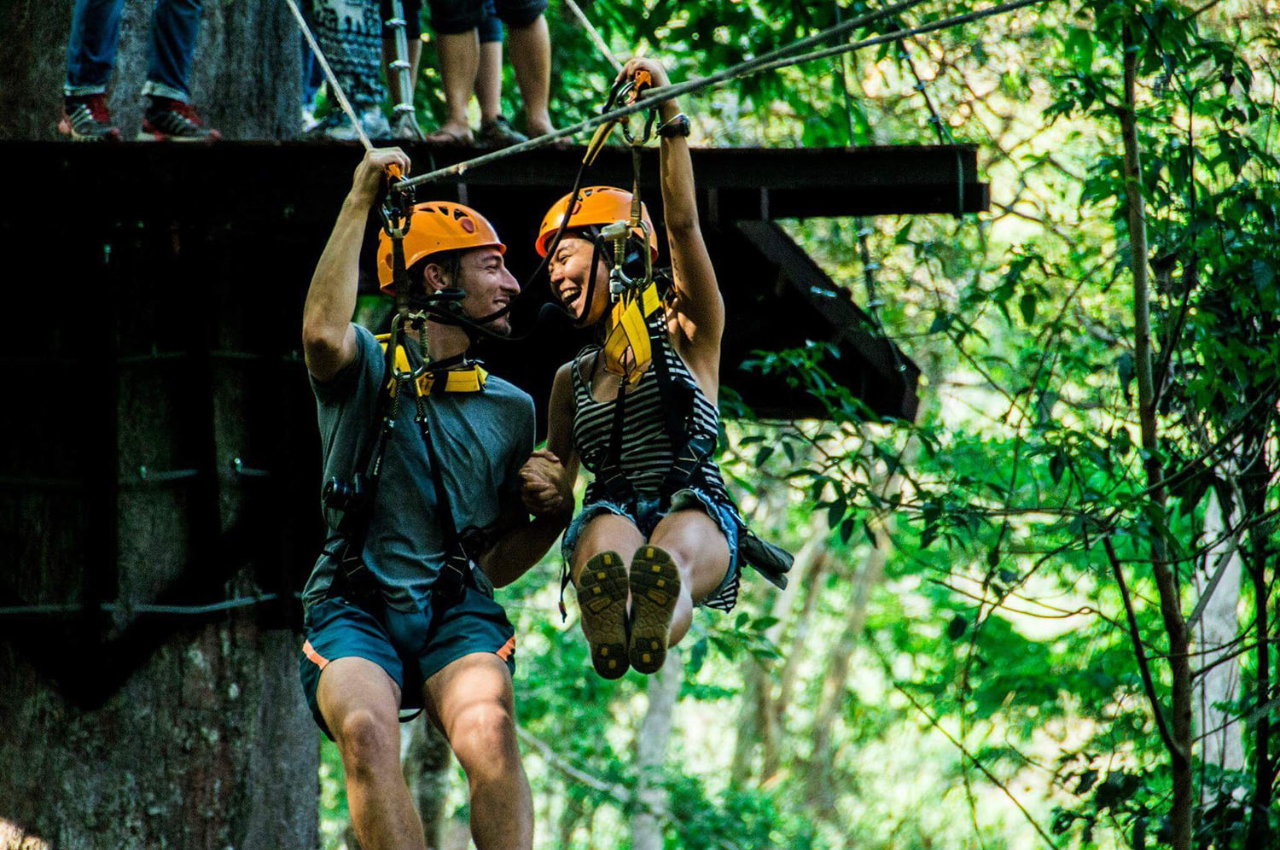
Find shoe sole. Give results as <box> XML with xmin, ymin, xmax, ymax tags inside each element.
<box><xmin>576</xmin><ymin>551</ymin><xmax>630</xmax><ymax>679</ymax></box>
<box><xmin>58</xmin><ymin>118</ymin><xmax>120</xmax><ymax>142</ymax></box>
<box><xmin>628</xmin><ymin>546</ymin><xmax>681</xmax><ymax>675</ymax></box>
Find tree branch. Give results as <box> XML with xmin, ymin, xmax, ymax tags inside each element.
<box><xmin>1103</xmin><ymin>536</ymin><xmax>1187</xmax><ymax>763</ymax></box>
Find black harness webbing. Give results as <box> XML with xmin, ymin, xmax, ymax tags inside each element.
<box><xmin>324</xmin><ymin>330</ymin><xmax>403</xmax><ymax>613</ymax></box>
<box><xmin>325</xmin><ymin>188</ymin><xmax>488</xmax><ymax>613</ymax></box>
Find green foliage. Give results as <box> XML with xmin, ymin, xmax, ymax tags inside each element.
<box><xmin>316</xmin><ymin>2</ymin><xmax>1280</xmax><ymax>848</ymax></box>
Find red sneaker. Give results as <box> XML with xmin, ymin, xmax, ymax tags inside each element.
<box><xmin>58</xmin><ymin>95</ymin><xmax>121</xmax><ymax>141</ymax></box>
<box><xmin>139</xmin><ymin>97</ymin><xmax>221</xmax><ymax>142</ymax></box>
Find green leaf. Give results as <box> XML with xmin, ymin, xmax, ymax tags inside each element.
<box><xmin>1117</xmin><ymin>353</ymin><xmax>1135</xmax><ymax>400</ymax></box>
<box><xmin>1020</xmin><ymin>292</ymin><xmax>1037</xmax><ymax>325</ymax></box>
<box><xmin>1049</xmin><ymin>451</ymin><xmax>1067</xmax><ymax>484</ymax></box>
<box><xmin>947</xmin><ymin>614</ymin><xmax>968</xmax><ymax>640</ymax></box>
<box><xmin>1252</xmin><ymin>259</ymin><xmax>1274</xmax><ymax>291</ymax></box>
<box><xmin>687</xmin><ymin>637</ymin><xmax>709</xmax><ymax>675</ymax></box>
<box><xmin>928</xmin><ymin>312</ymin><xmax>953</xmax><ymax>334</ymax></box>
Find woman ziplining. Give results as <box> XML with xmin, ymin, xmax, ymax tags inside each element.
<box><xmin>518</xmin><ymin>56</ymin><xmax>791</xmax><ymax>679</ymax></box>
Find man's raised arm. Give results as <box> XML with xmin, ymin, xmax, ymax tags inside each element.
<box><xmin>302</xmin><ymin>148</ymin><xmax>411</xmax><ymax>382</ymax></box>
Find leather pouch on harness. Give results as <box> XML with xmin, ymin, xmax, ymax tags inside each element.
<box><xmin>738</xmin><ymin>530</ymin><xmax>793</xmax><ymax>590</ymax></box>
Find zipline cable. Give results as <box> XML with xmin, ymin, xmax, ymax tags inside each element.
<box><xmin>738</xmin><ymin>0</ymin><xmax>1044</xmax><ymax>83</ymax></box>
<box><xmin>282</xmin><ymin>0</ymin><xmax>374</xmax><ymax>151</ymax></box>
<box><xmin>395</xmin><ymin>0</ymin><xmax>1046</xmax><ymax>192</ymax></box>
<box><xmin>395</xmin><ymin>0</ymin><xmax>932</xmax><ymax>190</ymax></box>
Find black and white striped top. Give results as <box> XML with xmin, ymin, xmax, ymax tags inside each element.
<box><xmin>571</xmin><ymin>317</ymin><xmax>740</xmax><ymax>611</ymax></box>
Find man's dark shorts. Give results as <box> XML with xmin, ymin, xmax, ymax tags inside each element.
<box><xmin>299</xmin><ymin>587</ymin><xmax>516</xmax><ymax>740</ymax></box>
<box><xmin>426</xmin><ymin>0</ymin><xmax>547</xmax><ymax>36</ymax></box>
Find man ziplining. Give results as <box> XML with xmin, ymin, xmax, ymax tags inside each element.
<box><xmin>298</xmin><ymin>146</ymin><xmax>570</xmax><ymax>850</ymax></box>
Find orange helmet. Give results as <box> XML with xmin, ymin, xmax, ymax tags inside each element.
<box><xmin>535</xmin><ymin>186</ymin><xmax>659</xmax><ymax>261</ymax></box>
<box><xmin>378</xmin><ymin>201</ymin><xmax>506</xmax><ymax>294</ymax></box>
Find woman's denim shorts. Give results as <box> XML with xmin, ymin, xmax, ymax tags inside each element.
<box><xmin>561</xmin><ymin>488</ymin><xmax>742</xmax><ymax>611</ymax></box>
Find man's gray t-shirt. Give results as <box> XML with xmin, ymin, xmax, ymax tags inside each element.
<box><xmin>302</xmin><ymin>324</ymin><xmax>535</xmax><ymax>612</ymax></box>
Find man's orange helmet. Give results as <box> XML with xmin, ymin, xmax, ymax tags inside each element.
<box><xmin>378</xmin><ymin>201</ymin><xmax>506</xmax><ymax>294</ymax></box>
<box><xmin>534</xmin><ymin>186</ymin><xmax>659</xmax><ymax>261</ymax></box>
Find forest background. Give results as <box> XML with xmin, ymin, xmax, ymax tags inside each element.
<box><xmin>367</xmin><ymin>1</ymin><xmax>1280</xmax><ymax>848</ymax></box>
<box><xmin>3</xmin><ymin>0</ymin><xmax>1275</xmax><ymax>848</ymax></box>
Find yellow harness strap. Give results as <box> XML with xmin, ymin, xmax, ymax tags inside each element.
<box><xmin>377</xmin><ymin>335</ymin><xmax>489</xmax><ymax>397</ymax></box>
<box><xmin>602</xmin><ymin>282</ymin><xmax>662</xmax><ymax>384</ymax></box>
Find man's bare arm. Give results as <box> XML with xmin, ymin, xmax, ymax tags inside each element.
<box><xmin>302</xmin><ymin>148</ymin><xmax>411</xmax><ymax>382</ymax></box>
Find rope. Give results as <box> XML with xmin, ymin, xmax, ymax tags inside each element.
<box><xmin>0</xmin><ymin>594</ymin><xmax>287</xmax><ymax>618</ymax></box>
<box><xmin>282</xmin><ymin>0</ymin><xmax>374</xmax><ymax>151</ymax></box>
<box><xmin>395</xmin><ymin>0</ymin><xmax>1046</xmax><ymax>191</ymax></box>
<box><xmin>563</xmin><ymin>0</ymin><xmax>624</xmax><ymax>72</ymax></box>
<box><xmin>397</xmin><ymin>0</ymin><xmax>929</xmax><ymax>190</ymax></box>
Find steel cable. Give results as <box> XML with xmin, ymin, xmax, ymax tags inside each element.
<box><xmin>393</xmin><ymin>0</ymin><xmax>1047</xmax><ymax>192</ymax></box>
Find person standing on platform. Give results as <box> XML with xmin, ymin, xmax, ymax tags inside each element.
<box><xmin>306</xmin><ymin>0</ymin><xmax>394</xmax><ymax>140</ymax></box>
<box><xmin>59</xmin><ymin>0</ymin><xmax>220</xmax><ymax>141</ymax></box>
<box><xmin>418</xmin><ymin>0</ymin><xmax>555</xmax><ymax>146</ymax></box>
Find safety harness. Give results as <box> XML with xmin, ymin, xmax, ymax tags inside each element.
<box><xmin>323</xmin><ymin>182</ymin><xmax>493</xmax><ymax>616</ymax></box>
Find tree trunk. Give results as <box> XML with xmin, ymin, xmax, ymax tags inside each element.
<box><xmin>403</xmin><ymin>717</ymin><xmax>454</xmax><ymax>848</ymax></box>
<box><xmin>804</xmin><ymin>527</ymin><xmax>887</xmax><ymax>812</ymax></box>
<box><xmin>1194</xmin><ymin>485</ymin><xmax>1244</xmax><ymax>795</ymax></box>
<box><xmin>0</xmin><ymin>619</ymin><xmax>317</xmax><ymax>849</ymax></box>
<box><xmin>0</xmin><ymin>0</ymin><xmax>301</xmax><ymax>140</ymax></box>
<box><xmin>729</xmin><ymin>525</ymin><xmax>827</xmax><ymax>786</ymax></box>
<box><xmin>1119</xmin><ymin>19</ymin><xmax>1193</xmax><ymax>850</ymax></box>
<box><xmin>1241</xmin><ymin>418</ymin><xmax>1275</xmax><ymax>850</ymax></box>
<box><xmin>0</xmin><ymin>184</ymin><xmax>319</xmax><ymax>846</ymax></box>
<box><xmin>633</xmin><ymin>649</ymin><xmax>683</xmax><ymax>850</ymax></box>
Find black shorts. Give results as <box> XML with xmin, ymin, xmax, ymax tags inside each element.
<box><xmin>425</xmin><ymin>0</ymin><xmax>546</xmax><ymax>36</ymax></box>
<box><xmin>299</xmin><ymin>588</ymin><xmax>516</xmax><ymax>740</ymax></box>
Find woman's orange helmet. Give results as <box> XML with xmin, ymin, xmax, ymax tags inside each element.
<box><xmin>378</xmin><ymin>201</ymin><xmax>506</xmax><ymax>294</ymax></box>
<box><xmin>534</xmin><ymin>186</ymin><xmax>659</xmax><ymax>261</ymax></box>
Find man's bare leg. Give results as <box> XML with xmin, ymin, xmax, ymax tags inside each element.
<box><xmin>477</xmin><ymin>39</ymin><xmax>502</xmax><ymax>126</ymax></box>
<box><xmin>317</xmin><ymin>657</ymin><xmax>426</xmax><ymax>850</ymax></box>
<box><xmin>430</xmin><ymin>30</ymin><xmax>479</xmax><ymax>143</ymax></box>
<box><xmin>425</xmin><ymin>652</ymin><xmax>533</xmax><ymax>850</ymax></box>
<box><xmin>506</xmin><ymin>14</ymin><xmax>552</xmax><ymax>135</ymax></box>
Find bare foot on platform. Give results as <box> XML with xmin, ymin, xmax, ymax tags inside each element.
<box><xmin>424</xmin><ymin>121</ymin><xmax>474</xmax><ymax>146</ymax></box>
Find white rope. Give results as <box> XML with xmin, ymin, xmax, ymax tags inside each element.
<box><xmin>562</xmin><ymin>0</ymin><xmax>623</xmax><ymax>72</ymax></box>
<box><xmin>282</xmin><ymin>0</ymin><xmax>374</xmax><ymax>150</ymax></box>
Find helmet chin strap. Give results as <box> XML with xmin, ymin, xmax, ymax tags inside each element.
<box><xmin>574</xmin><ymin>231</ymin><xmax>609</xmax><ymax>329</ymax></box>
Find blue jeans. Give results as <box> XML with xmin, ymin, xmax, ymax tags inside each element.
<box><xmin>65</xmin><ymin>0</ymin><xmax>203</xmax><ymax>101</ymax></box>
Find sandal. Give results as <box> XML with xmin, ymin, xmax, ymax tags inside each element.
<box><xmin>477</xmin><ymin>116</ymin><xmax>528</xmax><ymax>148</ymax></box>
<box><xmin>423</xmin><ymin>124</ymin><xmax>474</xmax><ymax>146</ymax></box>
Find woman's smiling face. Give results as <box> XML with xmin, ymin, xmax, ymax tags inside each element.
<box><xmin>547</xmin><ymin>234</ymin><xmax>612</xmax><ymax>326</ymax></box>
